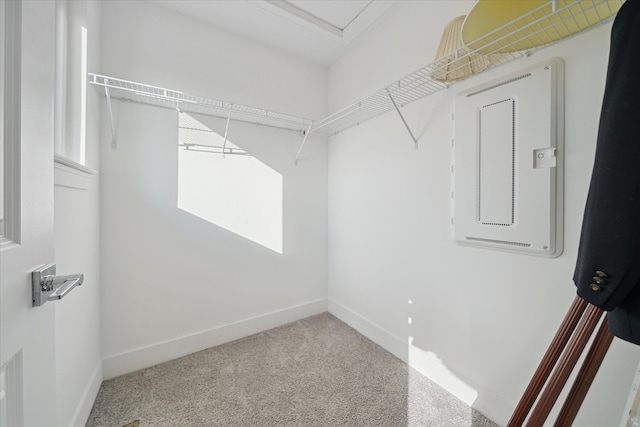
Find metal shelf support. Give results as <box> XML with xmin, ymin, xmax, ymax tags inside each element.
<box><xmin>387</xmin><ymin>89</ymin><xmax>419</xmax><ymax>149</ymax></box>
<box><xmin>221</xmin><ymin>108</ymin><xmax>232</xmax><ymax>159</ymax></box>
<box><xmin>294</xmin><ymin>125</ymin><xmax>313</xmax><ymax>166</ymax></box>
<box><xmin>104</xmin><ymin>78</ymin><xmax>117</xmax><ymax>148</ymax></box>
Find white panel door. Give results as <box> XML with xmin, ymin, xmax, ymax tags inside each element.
<box><xmin>0</xmin><ymin>2</ymin><xmax>58</xmax><ymax>426</ymax></box>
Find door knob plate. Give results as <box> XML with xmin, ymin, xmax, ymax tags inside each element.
<box><xmin>32</xmin><ymin>264</ymin><xmax>84</xmax><ymax>307</ymax></box>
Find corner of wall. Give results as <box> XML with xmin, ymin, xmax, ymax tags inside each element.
<box><xmin>102</xmin><ymin>299</ymin><xmax>327</xmax><ymax>380</ymax></box>
<box><xmin>70</xmin><ymin>362</ymin><xmax>103</xmax><ymax>427</ymax></box>
<box><xmin>327</xmin><ymin>299</ymin><xmax>407</xmax><ymax>362</ymax></box>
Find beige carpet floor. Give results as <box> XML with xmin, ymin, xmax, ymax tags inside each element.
<box><xmin>86</xmin><ymin>313</ymin><xmax>498</xmax><ymax>426</ymax></box>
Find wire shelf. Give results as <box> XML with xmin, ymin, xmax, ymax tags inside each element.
<box><xmin>312</xmin><ymin>0</ymin><xmax>623</xmax><ymax>137</ymax></box>
<box><xmin>90</xmin><ymin>1</ymin><xmax>622</xmax><ymax>142</ymax></box>
<box><xmin>89</xmin><ymin>73</ymin><xmax>313</xmax><ymax>133</ymax></box>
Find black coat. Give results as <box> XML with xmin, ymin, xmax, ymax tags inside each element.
<box><xmin>574</xmin><ymin>0</ymin><xmax>640</xmax><ymax>345</ymax></box>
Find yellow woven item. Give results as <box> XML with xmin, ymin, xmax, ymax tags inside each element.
<box><xmin>462</xmin><ymin>0</ymin><xmax>622</xmax><ymax>54</ymax></box>
<box><xmin>432</xmin><ymin>15</ymin><xmax>490</xmax><ymax>82</ymax></box>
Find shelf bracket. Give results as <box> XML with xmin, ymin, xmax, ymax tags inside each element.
<box><xmin>221</xmin><ymin>108</ymin><xmax>232</xmax><ymax>159</ymax></box>
<box><xmin>387</xmin><ymin>88</ymin><xmax>418</xmax><ymax>149</ymax></box>
<box><xmin>294</xmin><ymin>124</ymin><xmax>313</xmax><ymax>165</ymax></box>
<box><xmin>104</xmin><ymin>79</ymin><xmax>117</xmax><ymax>149</ymax></box>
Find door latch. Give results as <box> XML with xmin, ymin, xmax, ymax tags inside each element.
<box><xmin>32</xmin><ymin>264</ymin><xmax>84</xmax><ymax>307</ymax></box>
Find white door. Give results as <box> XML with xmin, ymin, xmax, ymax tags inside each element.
<box><xmin>1</xmin><ymin>2</ymin><xmax>58</xmax><ymax>426</ymax></box>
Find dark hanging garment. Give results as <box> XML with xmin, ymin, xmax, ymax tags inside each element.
<box><xmin>573</xmin><ymin>0</ymin><xmax>640</xmax><ymax>345</ymax></box>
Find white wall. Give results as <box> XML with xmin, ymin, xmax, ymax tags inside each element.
<box><xmin>99</xmin><ymin>1</ymin><xmax>328</xmax><ymax>379</ymax></box>
<box><xmin>328</xmin><ymin>2</ymin><xmax>640</xmax><ymax>426</ymax></box>
<box><xmin>53</xmin><ymin>1</ymin><xmax>102</xmax><ymax>426</ymax></box>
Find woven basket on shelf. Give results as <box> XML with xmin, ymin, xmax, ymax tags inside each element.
<box><xmin>432</xmin><ymin>15</ymin><xmax>489</xmax><ymax>83</ymax></box>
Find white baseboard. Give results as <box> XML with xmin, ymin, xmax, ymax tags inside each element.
<box><xmin>102</xmin><ymin>299</ymin><xmax>328</xmax><ymax>380</ymax></box>
<box><xmin>70</xmin><ymin>361</ymin><xmax>103</xmax><ymax>427</ymax></box>
<box><xmin>327</xmin><ymin>298</ymin><xmax>511</xmax><ymax>426</ymax></box>
<box><xmin>327</xmin><ymin>299</ymin><xmax>408</xmax><ymax>362</ymax></box>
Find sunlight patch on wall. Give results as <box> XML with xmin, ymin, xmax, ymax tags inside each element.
<box><xmin>408</xmin><ymin>338</ymin><xmax>479</xmax><ymax>406</ymax></box>
<box><xmin>177</xmin><ymin>113</ymin><xmax>283</xmax><ymax>253</ymax></box>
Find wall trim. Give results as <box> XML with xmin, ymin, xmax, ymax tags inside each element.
<box><xmin>69</xmin><ymin>361</ymin><xmax>103</xmax><ymax>427</ymax></box>
<box><xmin>54</xmin><ymin>156</ymin><xmax>98</xmax><ymax>190</ymax></box>
<box><xmin>102</xmin><ymin>299</ymin><xmax>328</xmax><ymax>380</ymax></box>
<box><xmin>54</xmin><ymin>154</ymin><xmax>99</xmax><ymax>175</ymax></box>
<box><xmin>327</xmin><ymin>298</ymin><xmax>408</xmax><ymax>362</ymax></box>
